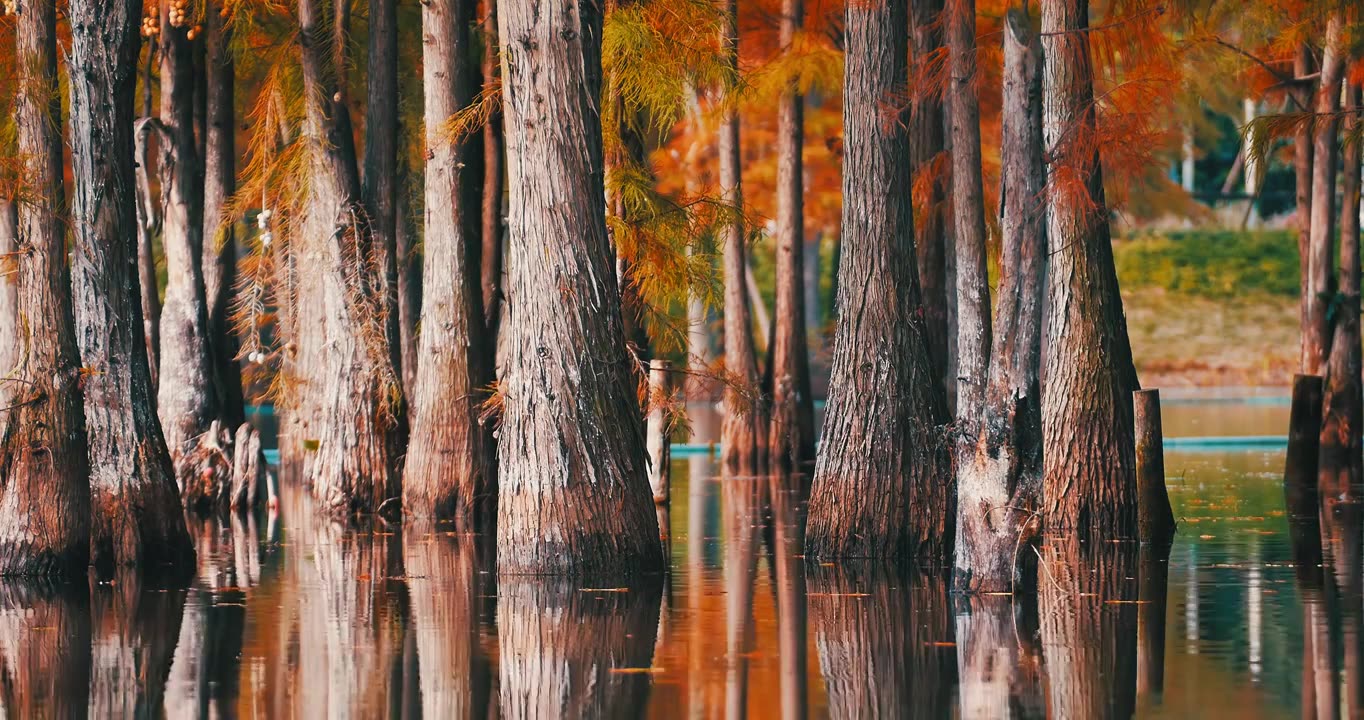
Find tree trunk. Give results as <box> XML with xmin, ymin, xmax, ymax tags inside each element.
<box><xmin>203</xmin><ymin>0</ymin><xmax>245</xmax><ymax>426</ymax></box>
<box><xmin>495</xmin><ymin>0</ymin><xmax>663</xmax><ymax>575</ymax></box>
<box><xmin>1038</xmin><ymin>0</ymin><xmax>1140</xmax><ymax>540</ymax></box>
<box><xmin>67</xmin><ymin>0</ymin><xmax>195</xmax><ymax>575</ymax></box>
<box><xmin>718</xmin><ymin>0</ymin><xmax>769</xmax><ymax>476</ymax></box>
<box><xmin>0</xmin><ymin>0</ymin><xmax>92</xmax><ymax>577</ymax></box>
<box><xmin>950</xmin><ymin>0</ymin><xmax>991</xmax><ymax>431</ymax></box>
<box><xmin>155</xmin><ymin>2</ymin><xmax>222</xmax><ymax>478</ymax></box>
<box><xmin>481</xmin><ymin>0</ymin><xmax>505</xmax><ymax>344</ymax></box>
<box><xmin>136</xmin><ymin>46</ymin><xmax>163</xmax><ymax>390</ymax></box>
<box><xmin>1296</xmin><ymin>43</ymin><xmax>1315</xmax><ymax>371</ymax></box>
<box><xmin>405</xmin><ymin>0</ymin><xmax>494</xmax><ymax>523</ymax></box>
<box><xmin>0</xmin><ymin>582</ymin><xmax>92</xmax><ymax>716</ymax></box>
<box><xmin>0</xmin><ymin>202</ymin><xmax>16</xmax><ymax>377</ymax></box>
<box><xmin>1304</xmin><ymin>15</ymin><xmax>1346</xmax><ymax>378</ymax></box>
<box><xmin>1321</xmin><ymin>78</ymin><xmax>1362</xmax><ymax>507</ymax></box>
<box><xmin>805</xmin><ymin>0</ymin><xmax>952</xmax><ymax>561</ymax></box>
<box><xmin>395</xmin><ymin>167</ymin><xmax>422</xmax><ymax>402</ymax></box>
<box><xmin>953</xmin><ymin>8</ymin><xmax>1046</xmax><ymax>594</ymax></box>
<box><xmin>295</xmin><ymin>0</ymin><xmax>407</xmax><ymax>515</ymax></box>
<box><xmin>767</xmin><ymin>0</ymin><xmax>816</xmax><ymax>475</ymax></box>
<box><xmin>911</xmin><ymin>0</ymin><xmax>951</xmax><ymax>400</ymax></box>
<box><xmin>362</xmin><ymin>0</ymin><xmax>403</xmax><ymax>384</ymax></box>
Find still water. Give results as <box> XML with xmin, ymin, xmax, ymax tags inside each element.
<box><xmin>0</xmin><ymin>402</ymin><xmax>1350</xmax><ymax>718</ymax></box>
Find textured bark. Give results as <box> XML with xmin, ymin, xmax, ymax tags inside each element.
<box><xmin>1134</xmin><ymin>389</ymin><xmax>1175</xmax><ymax>544</ymax></box>
<box><xmin>1038</xmin><ymin>0</ymin><xmax>1139</xmax><ymax>540</ymax></box>
<box><xmin>949</xmin><ymin>0</ymin><xmax>990</xmax><ymax>428</ymax></box>
<box><xmin>911</xmin><ymin>0</ymin><xmax>951</xmax><ymax>401</ymax></box>
<box><xmin>766</xmin><ymin>0</ymin><xmax>816</xmax><ymax>475</ymax></box>
<box><xmin>481</xmin><ymin>0</ymin><xmax>505</xmax><ymax>342</ymax></box>
<box><xmin>811</xmin><ymin>564</ymin><xmax>956</xmax><ymax>719</ymax></box>
<box><xmin>67</xmin><ymin>0</ymin><xmax>195</xmax><ymax>576</ymax></box>
<box><xmin>395</xmin><ymin>168</ymin><xmax>422</xmax><ymax>401</ymax></box>
<box><xmin>497</xmin><ymin>579</ymin><xmax>662</xmax><ymax>718</ymax></box>
<box><xmin>1038</xmin><ymin>540</ymin><xmax>1138</xmax><ymax>720</ymax></box>
<box><xmin>89</xmin><ymin>581</ymin><xmax>186</xmax><ymax>716</ymax></box>
<box><xmin>405</xmin><ymin>0</ymin><xmax>493</xmax><ymax>524</ymax></box>
<box><xmin>0</xmin><ymin>0</ymin><xmax>92</xmax><ymax>578</ymax></box>
<box><xmin>718</xmin><ymin>0</ymin><xmax>769</xmax><ymax>477</ymax></box>
<box><xmin>0</xmin><ymin>202</ymin><xmax>16</xmax><ymax>377</ymax></box>
<box><xmin>203</xmin><ymin>0</ymin><xmax>245</xmax><ymax>426</ymax></box>
<box><xmin>1296</xmin><ymin>44</ymin><xmax>1314</xmax><ymax>371</ymax></box>
<box><xmin>805</xmin><ymin>0</ymin><xmax>952</xmax><ymax>561</ymax></box>
<box><xmin>135</xmin><ymin>46</ymin><xmax>163</xmax><ymax>391</ymax></box>
<box><xmin>296</xmin><ymin>0</ymin><xmax>407</xmax><ymax>514</ymax></box>
<box><xmin>362</xmin><ymin>0</ymin><xmax>403</xmax><ymax>383</ymax></box>
<box><xmin>955</xmin><ymin>594</ymin><xmax>1045</xmax><ymax>719</ymax></box>
<box><xmin>646</xmin><ymin>359</ymin><xmax>671</xmax><ymax>504</ymax></box>
<box><xmin>0</xmin><ymin>582</ymin><xmax>92</xmax><ymax>716</ymax></box>
<box><xmin>1304</xmin><ymin>17</ymin><xmax>1346</xmax><ymax>378</ymax></box>
<box><xmin>1320</xmin><ymin>78</ymin><xmax>1362</xmax><ymax>502</ymax></box>
<box><xmin>495</xmin><ymin>0</ymin><xmax>663</xmax><ymax>576</ymax></box>
<box><xmin>953</xmin><ymin>9</ymin><xmax>1045</xmax><ymax>594</ymax></box>
<box><xmin>156</xmin><ymin>7</ymin><xmax>222</xmax><ymax>476</ymax></box>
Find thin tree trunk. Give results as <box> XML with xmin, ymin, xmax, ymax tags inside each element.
<box><xmin>203</xmin><ymin>0</ymin><xmax>245</xmax><ymax>426</ymax></box>
<box><xmin>0</xmin><ymin>202</ymin><xmax>16</xmax><ymax>377</ymax></box>
<box><xmin>1304</xmin><ymin>15</ymin><xmax>1346</xmax><ymax>378</ymax></box>
<box><xmin>296</xmin><ymin>0</ymin><xmax>407</xmax><ymax>514</ymax></box>
<box><xmin>405</xmin><ymin>0</ymin><xmax>493</xmax><ymax>523</ymax></box>
<box><xmin>745</xmin><ymin>260</ymin><xmax>772</xmax><ymax>349</ymax></box>
<box><xmin>1320</xmin><ymin>78</ymin><xmax>1362</xmax><ymax>503</ymax></box>
<box><xmin>481</xmin><ymin>0</ymin><xmax>504</xmax><ymax>343</ymax></box>
<box><xmin>67</xmin><ymin>0</ymin><xmax>195</xmax><ymax>575</ymax></box>
<box><xmin>953</xmin><ymin>8</ymin><xmax>1046</xmax><ymax>594</ymax></box>
<box><xmin>805</xmin><ymin>0</ymin><xmax>952</xmax><ymax>561</ymax></box>
<box><xmin>395</xmin><ymin>165</ymin><xmax>421</xmax><ymax>402</ymax></box>
<box><xmin>1296</xmin><ymin>44</ymin><xmax>1314</xmax><ymax>369</ymax></box>
<box><xmin>495</xmin><ymin>0</ymin><xmax>663</xmax><ymax>575</ymax></box>
<box><xmin>0</xmin><ymin>0</ymin><xmax>91</xmax><ymax>577</ymax></box>
<box><xmin>911</xmin><ymin>0</ymin><xmax>951</xmax><ymax>395</ymax></box>
<box><xmin>718</xmin><ymin>0</ymin><xmax>769</xmax><ymax>475</ymax></box>
<box><xmin>363</xmin><ymin>0</ymin><xmax>403</xmax><ymax>384</ymax></box>
<box><xmin>136</xmin><ymin>45</ymin><xmax>163</xmax><ymax>391</ymax></box>
<box><xmin>767</xmin><ymin>0</ymin><xmax>816</xmax><ymax>475</ymax></box>
<box><xmin>1038</xmin><ymin>0</ymin><xmax>1140</xmax><ymax>540</ymax></box>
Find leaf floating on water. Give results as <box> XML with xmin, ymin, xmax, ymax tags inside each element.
<box><xmin>1199</xmin><ymin>534</ymin><xmax>1215</xmax><ymax>539</ymax></box>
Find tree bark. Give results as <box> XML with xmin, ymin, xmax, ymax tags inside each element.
<box><xmin>67</xmin><ymin>0</ymin><xmax>195</xmax><ymax>575</ymax></box>
<box><xmin>1296</xmin><ymin>44</ymin><xmax>1314</xmax><ymax>371</ymax></box>
<box><xmin>495</xmin><ymin>0</ymin><xmax>663</xmax><ymax>575</ymax></box>
<box><xmin>362</xmin><ymin>0</ymin><xmax>403</xmax><ymax>384</ymax></box>
<box><xmin>295</xmin><ymin>0</ymin><xmax>407</xmax><ymax>514</ymax></box>
<box><xmin>0</xmin><ymin>582</ymin><xmax>92</xmax><ymax>716</ymax></box>
<box><xmin>805</xmin><ymin>0</ymin><xmax>952</xmax><ymax>561</ymax></box>
<box><xmin>395</xmin><ymin>166</ymin><xmax>422</xmax><ymax>402</ymax></box>
<box><xmin>718</xmin><ymin>0</ymin><xmax>769</xmax><ymax>476</ymax></box>
<box><xmin>953</xmin><ymin>8</ymin><xmax>1046</xmax><ymax>594</ymax></box>
<box><xmin>1038</xmin><ymin>0</ymin><xmax>1140</xmax><ymax>540</ymax></box>
<box><xmin>1304</xmin><ymin>15</ymin><xmax>1346</xmax><ymax>378</ymax></box>
<box><xmin>767</xmin><ymin>0</ymin><xmax>816</xmax><ymax>475</ymax></box>
<box><xmin>405</xmin><ymin>0</ymin><xmax>494</xmax><ymax>523</ymax></box>
<box><xmin>0</xmin><ymin>202</ymin><xmax>16</xmax><ymax>377</ymax></box>
<box><xmin>203</xmin><ymin>0</ymin><xmax>245</xmax><ymax>426</ymax></box>
<box><xmin>955</xmin><ymin>593</ymin><xmax>1045</xmax><ymax>719</ymax></box>
<box><xmin>910</xmin><ymin>0</ymin><xmax>951</xmax><ymax>402</ymax></box>
<box><xmin>481</xmin><ymin>0</ymin><xmax>505</xmax><ymax>343</ymax></box>
<box><xmin>156</xmin><ymin>1</ymin><xmax>223</xmax><ymax>478</ymax></box>
<box><xmin>1321</xmin><ymin>78</ymin><xmax>1362</xmax><ymax>507</ymax></box>
<box><xmin>0</xmin><ymin>0</ymin><xmax>92</xmax><ymax>577</ymax></box>
<box><xmin>136</xmin><ymin>47</ymin><xmax>163</xmax><ymax>390</ymax></box>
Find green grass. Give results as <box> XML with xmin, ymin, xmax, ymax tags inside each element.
<box><xmin>1114</xmin><ymin>230</ymin><xmax>1299</xmax><ymax>298</ymax></box>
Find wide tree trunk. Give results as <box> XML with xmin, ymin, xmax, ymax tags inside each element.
<box><xmin>495</xmin><ymin>0</ymin><xmax>663</xmax><ymax>576</ymax></box>
<box><xmin>804</xmin><ymin>0</ymin><xmax>952</xmax><ymax>561</ymax></box>
<box><xmin>362</xmin><ymin>0</ymin><xmax>403</xmax><ymax>383</ymax></box>
<box><xmin>1038</xmin><ymin>0</ymin><xmax>1140</xmax><ymax>540</ymax></box>
<box><xmin>295</xmin><ymin>0</ymin><xmax>407</xmax><ymax>514</ymax></box>
<box><xmin>0</xmin><ymin>582</ymin><xmax>92</xmax><ymax>715</ymax></box>
<box><xmin>953</xmin><ymin>8</ymin><xmax>1046</xmax><ymax>594</ymax></box>
<box><xmin>405</xmin><ymin>0</ymin><xmax>494</xmax><ymax>523</ymax></box>
<box><xmin>911</xmin><ymin>0</ymin><xmax>952</xmax><ymax>402</ymax></box>
<box><xmin>67</xmin><ymin>0</ymin><xmax>195</xmax><ymax>575</ymax></box>
<box><xmin>202</xmin><ymin>0</ymin><xmax>245</xmax><ymax>426</ymax></box>
<box><xmin>1321</xmin><ymin>78</ymin><xmax>1363</xmax><ymax>507</ymax></box>
<box><xmin>718</xmin><ymin>0</ymin><xmax>769</xmax><ymax>475</ymax></box>
<box><xmin>1304</xmin><ymin>16</ymin><xmax>1346</xmax><ymax>378</ymax></box>
<box><xmin>481</xmin><ymin>0</ymin><xmax>505</xmax><ymax>343</ymax></box>
<box><xmin>0</xmin><ymin>0</ymin><xmax>92</xmax><ymax>577</ymax></box>
<box><xmin>155</xmin><ymin>1</ymin><xmax>223</xmax><ymax>475</ymax></box>
<box><xmin>766</xmin><ymin>0</ymin><xmax>816</xmax><ymax>475</ymax></box>
<box><xmin>1295</xmin><ymin>44</ymin><xmax>1314</xmax><ymax>371</ymax></box>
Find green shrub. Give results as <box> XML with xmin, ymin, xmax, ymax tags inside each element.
<box><xmin>1114</xmin><ymin>230</ymin><xmax>1300</xmax><ymax>298</ymax></box>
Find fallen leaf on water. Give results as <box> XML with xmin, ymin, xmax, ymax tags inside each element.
<box><xmin>1199</xmin><ymin>534</ymin><xmax>1215</xmax><ymax>539</ymax></box>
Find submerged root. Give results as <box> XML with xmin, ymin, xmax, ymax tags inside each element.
<box><xmin>177</xmin><ymin>421</ymin><xmax>272</xmax><ymax>514</ymax></box>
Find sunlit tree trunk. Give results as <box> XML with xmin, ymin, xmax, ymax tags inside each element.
<box><xmin>496</xmin><ymin>0</ymin><xmax>663</xmax><ymax>575</ymax></box>
<box><xmin>295</xmin><ymin>0</ymin><xmax>407</xmax><ymax>514</ymax></box>
<box><xmin>1295</xmin><ymin>43</ymin><xmax>1314</xmax><ymax>371</ymax></box>
<box><xmin>953</xmin><ymin>8</ymin><xmax>1046</xmax><ymax>594</ymax></box>
<box><xmin>1319</xmin><ymin>72</ymin><xmax>1359</xmax><ymax>502</ymax></box>
<box><xmin>0</xmin><ymin>583</ymin><xmax>91</xmax><ymax>715</ymax></box>
<box><xmin>1304</xmin><ymin>16</ymin><xmax>1345</xmax><ymax>378</ymax></box>
<box><xmin>767</xmin><ymin>0</ymin><xmax>816</xmax><ymax>475</ymax></box>
<box><xmin>404</xmin><ymin>0</ymin><xmax>492</xmax><ymax>523</ymax></box>
<box><xmin>68</xmin><ymin>0</ymin><xmax>195</xmax><ymax>574</ymax></box>
<box><xmin>203</xmin><ymin>0</ymin><xmax>245</xmax><ymax>426</ymax></box>
<box><xmin>805</xmin><ymin>0</ymin><xmax>951</xmax><ymax>560</ymax></box>
<box><xmin>155</xmin><ymin>0</ymin><xmax>222</xmax><ymax>474</ymax></box>
<box><xmin>1038</xmin><ymin>0</ymin><xmax>1139</xmax><ymax>539</ymax></box>
<box><xmin>911</xmin><ymin>0</ymin><xmax>951</xmax><ymax>400</ymax></box>
<box><xmin>0</xmin><ymin>0</ymin><xmax>91</xmax><ymax>577</ymax></box>
<box><xmin>718</xmin><ymin>0</ymin><xmax>768</xmax><ymax>475</ymax></box>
